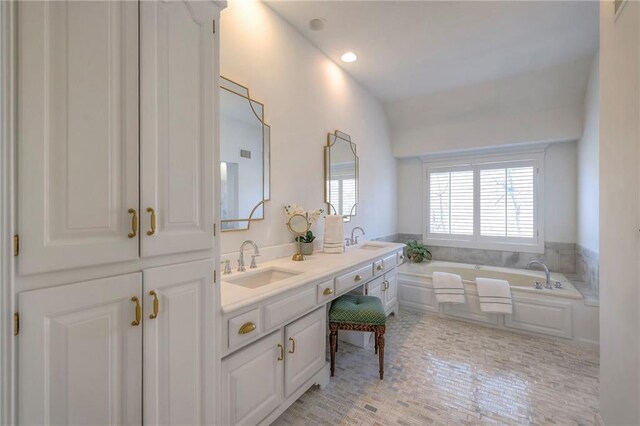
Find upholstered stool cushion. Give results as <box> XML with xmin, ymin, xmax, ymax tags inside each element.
<box><xmin>329</xmin><ymin>294</ymin><xmax>386</xmax><ymax>325</ymax></box>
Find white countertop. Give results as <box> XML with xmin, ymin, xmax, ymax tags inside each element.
<box><xmin>221</xmin><ymin>241</ymin><xmax>405</xmax><ymax>313</ymax></box>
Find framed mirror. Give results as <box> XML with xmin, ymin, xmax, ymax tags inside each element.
<box><xmin>220</xmin><ymin>76</ymin><xmax>271</xmax><ymax>231</ymax></box>
<box><xmin>325</xmin><ymin>130</ymin><xmax>358</xmax><ymax>222</ymax></box>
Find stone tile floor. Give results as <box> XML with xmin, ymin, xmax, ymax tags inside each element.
<box><xmin>274</xmin><ymin>310</ymin><xmax>599</xmax><ymax>425</ymax></box>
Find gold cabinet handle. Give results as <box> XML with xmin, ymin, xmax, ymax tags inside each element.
<box><xmin>377</xmin><ymin>264</ymin><xmax>384</xmax><ymax>271</ymax></box>
<box><xmin>288</xmin><ymin>337</ymin><xmax>296</xmax><ymax>354</ymax></box>
<box><xmin>146</xmin><ymin>207</ymin><xmax>156</xmax><ymax>236</ymax></box>
<box><xmin>399</xmin><ymin>254</ymin><xmax>405</xmax><ymax>261</ymax></box>
<box><xmin>354</xmin><ymin>274</ymin><xmax>362</xmax><ymax>282</ymax></box>
<box><xmin>128</xmin><ymin>208</ymin><xmax>138</xmax><ymax>238</ymax></box>
<box><xmin>131</xmin><ymin>296</ymin><xmax>141</xmax><ymax>326</ymax></box>
<box><xmin>323</xmin><ymin>287</ymin><xmax>334</xmax><ymax>296</ymax></box>
<box><xmin>385</xmin><ymin>281</ymin><xmax>390</xmax><ymax>291</ymax></box>
<box><xmin>238</xmin><ymin>322</ymin><xmax>256</xmax><ymax>335</ymax></box>
<box><xmin>149</xmin><ymin>290</ymin><xmax>159</xmax><ymax>319</ymax></box>
<box><xmin>277</xmin><ymin>344</ymin><xmax>284</xmax><ymax>361</ymax></box>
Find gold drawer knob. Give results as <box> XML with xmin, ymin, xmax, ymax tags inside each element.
<box><xmin>323</xmin><ymin>287</ymin><xmax>334</xmax><ymax>296</ymax></box>
<box><xmin>376</xmin><ymin>264</ymin><xmax>384</xmax><ymax>271</ymax></box>
<box><xmin>354</xmin><ymin>274</ymin><xmax>362</xmax><ymax>282</ymax></box>
<box><xmin>238</xmin><ymin>322</ymin><xmax>256</xmax><ymax>335</ymax></box>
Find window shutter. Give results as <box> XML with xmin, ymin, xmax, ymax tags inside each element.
<box><xmin>429</xmin><ymin>170</ymin><xmax>474</xmax><ymax>236</ymax></box>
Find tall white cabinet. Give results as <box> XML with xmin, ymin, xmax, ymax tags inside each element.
<box><xmin>11</xmin><ymin>0</ymin><xmax>225</xmax><ymax>424</ymax></box>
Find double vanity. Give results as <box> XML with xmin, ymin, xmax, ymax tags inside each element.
<box><xmin>219</xmin><ymin>241</ymin><xmax>405</xmax><ymax>425</ymax></box>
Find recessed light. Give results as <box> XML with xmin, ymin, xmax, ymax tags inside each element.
<box><xmin>341</xmin><ymin>52</ymin><xmax>357</xmax><ymax>63</ymax></box>
<box><xmin>308</xmin><ymin>18</ymin><xmax>326</xmax><ymax>31</ymax></box>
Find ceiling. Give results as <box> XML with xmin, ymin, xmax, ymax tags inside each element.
<box><xmin>265</xmin><ymin>1</ymin><xmax>599</xmax><ymax>102</ymax></box>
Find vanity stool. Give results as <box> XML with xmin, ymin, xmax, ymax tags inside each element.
<box><xmin>328</xmin><ymin>294</ymin><xmax>386</xmax><ymax>379</ymax></box>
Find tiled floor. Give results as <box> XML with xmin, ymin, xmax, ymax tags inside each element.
<box><xmin>274</xmin><ymin>310</ymin><xmax>599</xmax><ymax>425</ymax></box>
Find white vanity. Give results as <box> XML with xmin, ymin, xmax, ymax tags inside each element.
<box><xmin>220</xmin><ymin>241</ymin><xmax>404</xmax><ymax>425</ymax></box>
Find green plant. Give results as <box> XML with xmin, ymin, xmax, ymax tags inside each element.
<box><xmin>295</xmin><ymin>230</ymin><xmax>316</xmax><ymax>244</ymax></box>
<box><xmin>406</xmin><ymin>240</ymin><xmax>432</xmax><ymax>263</ymax></box>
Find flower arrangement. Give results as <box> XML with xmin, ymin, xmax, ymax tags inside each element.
<box><xmin>284</xmin><ymin>204</ymin><xmax>324</xmax><ymax>244</ymax></box>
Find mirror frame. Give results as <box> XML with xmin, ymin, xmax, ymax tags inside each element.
<box><xmin>219</xmin><ymin>76</ymin><xmax>271</xmax><ymax>232</ymax></box>
<box><xmin>324</xmin><ymin>130</ymin><xmax>359</xmax><ymax>222</ymax></box>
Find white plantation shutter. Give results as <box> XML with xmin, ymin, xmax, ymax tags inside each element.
<box><xmin>425</xmin><ymin>153</ymin><xmax>542</xmax><ymax>252</ymax></box>
<box><xmin>480</xmin><ymin>166</ymin><xmax>535</xmax><ymax>239</ymax></box>
<box><xmin>428</xmin><ymin>169</ymin><xmax>474</xmax><ymax>236</ymax></box>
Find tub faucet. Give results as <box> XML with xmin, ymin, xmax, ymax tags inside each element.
<box><xmin>238</xmin><ymin>240</ymin><xmax>260</xmax><ymax>272</ymax></box>
<box><xmin>350</xmin><ymin>227</ymin><xmax>365</xmax><ymax>245</ymax></box>
<box><xmin>527</xmin><ymin>260</ymin><xmax>551</xmax><ymax>289</ymax></box>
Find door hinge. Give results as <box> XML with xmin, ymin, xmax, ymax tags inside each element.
<box><xmin>214</xmin><ymin>269</ymin><xmax>217</xmax><ymax>283</ymax></box>
<box><xmin>212</xmin><ymin>19</ymin><xmax>216</xmax><ymax>34</ymax></box>
<box><xmin>14</xmin><ymin>312</ymin><xmax>19</xmax><ymax>336</ymax></box>
<box><xmin>13</xmin><ymin>234</ymin><xmax>19</xmax><ymax>256</ymax></box>
<box><xmin>213</xmin><ymin>223</ymin><xmax>216</xmax><ymax>237</ymax></box>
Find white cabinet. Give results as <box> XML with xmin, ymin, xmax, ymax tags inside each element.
<box><xmin>143</xmin><ymin>260</ymin><xmax>215</xmax><ymax>425</ymax></box>
<box><xmin>221</xmin><ymin>331</ymin><xmax>284</xmax><ymax>426</ymax></box>
<box><xmin>284</xmin><ymin>308</ymin><xmax>326</xmax><ymax>397</ymax></box>
<box><xmin>383</xmin><ymin>271</ymin><xmax>398</xmax><ymax>314</ymax></box>
<box><xmin>140</xmin><ymin>0</ymin><xmax>216</xmax><ymax>257</ymax></box>
<box><xmin>366</xmin><ymin>276</ymin><xmax>384</xmax><ymax>300</ymax></box>
<box><xmin>17</xmin><ymin>0</ymin><xmax>140</xmax><ymax>274</ymax></box>
<box><xmin>222</xmin><ymin>308</ymin><xmax>327</xmax><ymax>425</ymax></box>
<box><xmin>18</xmin><ymin>274</ymin><xmax>143</xmax><ymax>425</ymax></box>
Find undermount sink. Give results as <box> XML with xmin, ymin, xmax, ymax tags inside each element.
<box><xmin>358</xmin><ymin>243</ymin><xmax>386</xmax><ymax>250</ymax></box>
<box><xmin>224</xmin><ymin>267</ymin><xmax>302</xmax><ymax>289</ymax></box>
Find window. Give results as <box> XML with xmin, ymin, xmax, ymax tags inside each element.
<box><xmin>424</xmin><ymin>151</ymin><xmax>544</xmax><ymax>253</ymax></box>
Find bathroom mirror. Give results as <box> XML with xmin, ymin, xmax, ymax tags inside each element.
<box><xmin>220</xmin><ymin>76</ymin><xmax>271</xmax><ymax>231</ymax></box>
<box><xmin>325</xmin><ymin>130</ymin><xmax>358</xmax><ymax>222</ymax></box>
<box><xmin>287</xmin><ymin>214</ymin><xmax>310</xmax><ymax>261</ymax></box>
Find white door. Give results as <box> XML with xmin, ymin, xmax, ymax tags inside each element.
<box><xmin>140</xmin><ymin>0</ymin><xmax>216</xmax><ymax>257</ymax></box>
<box><xmin>367</xmin><ymin>276</ymin><xmax>384</xmax><ymax>301</ymax></box>
<box><xmin>143</xmin><ymin>259</ymin><xmax>215</xmax><ymax>425</ymax></box>
<box><xmin>18</xmin><ymin>273</ymin><xmax>142</xmax><ymax>425</ymax></box>
<box><xmin>17</xmin><ymin>1</ymin><xmax>139</xmax><ymax>274</ymax></box>
<box><xmin>221</xmin><ymin>331</ymin><xmax>284</xmax><ymax>426</ymax></box>
<box><xmin>284</xmin><ymin>308</ymin><xmax>326</xmax><ymax>397</ymax></box>
<box><xmin>384</xmin><ymin>271</ymin><xmax>398</xmax><ymax>313</ymax></box>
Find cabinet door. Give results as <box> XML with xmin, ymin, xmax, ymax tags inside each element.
<box><xmin>366</xmin><ymin>276</ymin><xmax>384</xmax><ymax>301</ymax></box>
<box><xmin>18</xmin><ymin>273</ymin><xmax>142</xmax><ymax>425</ymax></box>
<box><xmin>143</xmin><ymin>259</ymin><xmax>215</xmax><ymax>425</ymax></box>
<box><xmin>140</xmin><ymin>0</ymin><xmax>216</xmax><ymax>257</ymax></box>
<box><xmin>384</xmin><ymin>271</ymin><xmax>398</xmax><ymax>313</ymax></box>
<box><xmin>221</xmin><ymin>331</ymin><xmax>284</xmax><ymax>425</ymax></box>
<box><xmin>17</xmin><ymin>1</ymin><xmax>139</xmax><ymax>274</ymax></box>
<box><xmin>284</xmin><ymin>308</ymin><xmax>326</xmax><ymax>397</ymax></box>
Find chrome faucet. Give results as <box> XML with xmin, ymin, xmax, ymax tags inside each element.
<box><xmin>350</xmin><ymin>227</ymin><xmax>365</xmax><ymax>245</ymax></box>
<box><xmin>527</xmin><ymin>260</ymin><xmax>551</xmax><ymax>289</ymax></box>
<box><xmin>238</xmin><ymin>240</ymin><xmax>260</xmax><ymax>272</ymax></box>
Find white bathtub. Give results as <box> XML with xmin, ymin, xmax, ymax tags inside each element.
<box><xmin>400</xmin><ymin>260</ymin><xmax>583</xmax><ymax>299</ymax></box>
<box><xmin>397</xmin><ymin>261</ymin><xmax>599</xmax><ymax>348</ymax></box>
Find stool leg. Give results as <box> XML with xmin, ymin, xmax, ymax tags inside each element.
<box><xmin>374</xmin><ymin>331</ymin><xmax>378</xmax><ymax>354</ymax></box>
<box><xmin>377</xmin><ymin>325</ymin><xmax>385</xmax><ymax>380</ymax></box>
<box><xmin>329</xmin><ymin>323</ymin><xmax>338</xmax><ymax>377</ymax></box>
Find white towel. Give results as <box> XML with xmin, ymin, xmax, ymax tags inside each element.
<box><xmin>323</xmin><ymin>215</ymin><xmax>344</xmax><ymax>254</ymax></box>
<box><xmin>476</xmin><ymin>277</ymin><xmax>513</xmax><ymax>314</ymax></box>
<box><xmin>432</xmin><ymin>272</ymin><xmax>465</xmax><ymax>303</ymax></box>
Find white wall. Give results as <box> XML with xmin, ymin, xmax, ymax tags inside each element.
<box><xmin>577</xmin><ymin>53</ymin><xmax>600</xmax><ymax>253</ymax></box>
<box><xmin>396</xmin><ymin>142</ymin><xmax>577</xmax><ymax>244</ymax></box>
<box><xmin>219</xmin><ymin>0</ymin><xmax>397</xmax><ymax>254</ymax></box>
<box><xmin>599</xmin><ymin>1</ymin><xmax>640</xmax><ymax>424</ymax></box>
<box><xmin>385</xmin><ymin>58</ymin><xmax>592</xmax><ymax>158</ymax></box>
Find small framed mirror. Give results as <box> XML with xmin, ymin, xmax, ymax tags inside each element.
<box><xmin>220</xmin><ymin>77</ymin><xmax>271</xmax><ymax>231</ymax></box>
<box><xmin>287</xmin><ymin>214</ymin><xmax>310</xmax><ymax>261</ymax></box>
<box><xmin>325</xmin><ymin>130</ymin><xmax>358</xmax><ymax>222</ymax></box>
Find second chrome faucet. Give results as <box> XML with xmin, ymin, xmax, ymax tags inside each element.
<box><xmin>238</xmin><ymin>240</ymin><xmax>260</xmax><ymax>272</ymax></box>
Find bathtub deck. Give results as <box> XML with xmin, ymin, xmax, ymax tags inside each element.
<box><xmin>274</xmin><ymin>310</ymin><xmax>600</xmax><ymax>425</ymax></box>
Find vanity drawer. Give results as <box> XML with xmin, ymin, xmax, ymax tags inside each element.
<box><xmin>382</xmin><ymin>253</ymin><xmax>398</xmax><ymax>271</ymax></box>
<box><xmin>335</xmin><ymin>264</ymin><xmax>373</xmax><ymax>295</ymax></box>
<box><xmin>228</xmin><ymin>308</ymin><xmax>262</xmax><ymax>349</ymax></box>
<box><xmin>373</xmin><ymin>259</ymin><xmax>384</xmax><ymax>276</ymax></box>
<box><xmin>264</xmin><ymin>286</ymin><xmax>316</xmax><ymax>330</ymax></box>
<box><xmin>317</xmin><ymin>279</ymin><xmax>335</xmax><ymax>303</ymax></box>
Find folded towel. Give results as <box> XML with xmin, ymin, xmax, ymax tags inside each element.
<box><xmin>323</xmin><ymin>215</ymin><xmax>344</xmax><ymax>254</ymax></box>
<box><xmin>476</xmin><ymin>277</ymin><xmax>512</xmax><ymax>314</ymax></box>
<box><xmin>432</xmin><ymin>272</ymin><xmax>465</xmax><ymax>303</ymax></box>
